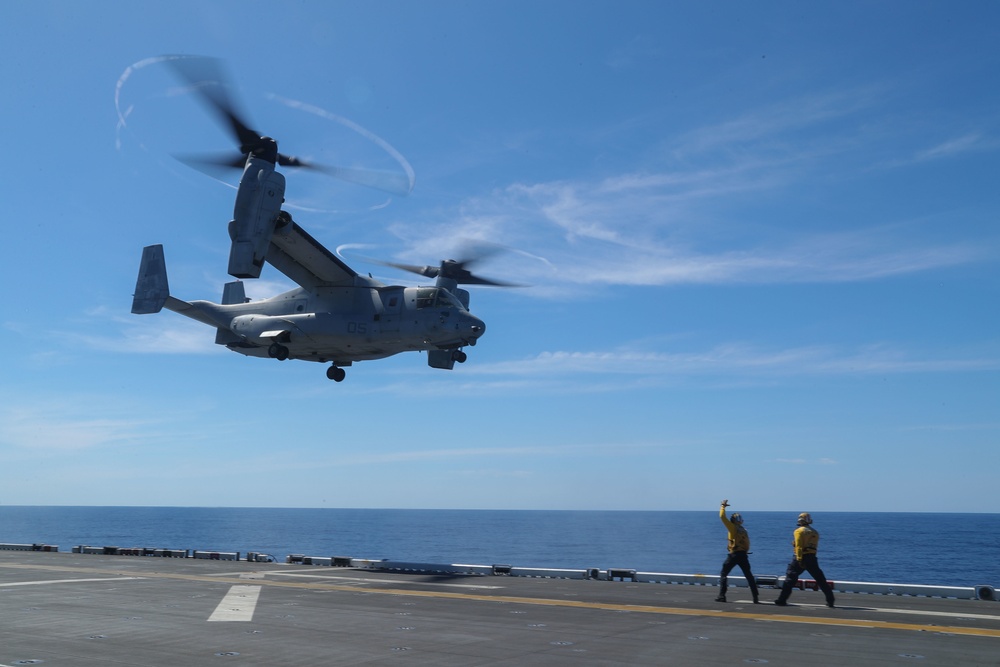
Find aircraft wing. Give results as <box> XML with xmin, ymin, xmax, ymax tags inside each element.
<box><xmin>266</xmin><ymin>221</ymin><xmax>359</xmax><ymax>289</ymax></box>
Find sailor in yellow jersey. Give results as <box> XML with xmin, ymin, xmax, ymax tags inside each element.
<box><xmin>715</xmin><ymin>499</ymin><xmax>759</xmax><ymax>603</ymax></box>
<box><xmin>774</xmin><ymin>512</ymin><xmax>836</xmax><ymax>607</ymax></box>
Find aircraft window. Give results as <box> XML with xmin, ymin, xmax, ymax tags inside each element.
<box><xmin>436</xmin><ymin>290</ymin><xmax>464</xmax><ymax>309</ymax></box>
<box><xmin>415</xmin><ymin>288</ymin><xmax>437</xmax><ymax>309</ymax></box>
<box><xmin>414</xmin><ymin>288</ymin><xmax>463</xmax><ymax>309</ymax></box>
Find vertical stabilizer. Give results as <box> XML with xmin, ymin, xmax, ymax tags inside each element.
<box><xmin>132</xmin><ymin>245</ymin><xmax>170</xmax><ymax>314</ymax></box>
<box><xmin>215</xmin><ymin>280</ymin><xmax>246</xmax><ymax>346</ymax></box>
<box><xmin>221</xmin><ymin>281</ymin><xmax>247</xmax><ymax>305</ymax></box>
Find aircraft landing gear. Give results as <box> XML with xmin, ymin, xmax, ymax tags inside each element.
<box><xmin>326</xmin><ymin>365</ymin><xmax>346</xmax><ymax>382</ymax></box>
<box><xmin>452</xmin><ymin>350</ymin><xmax>468</xmax><ymax>363</ymax></box>
<box><xmin>268</xmin><ymin>342</ymin><xmax>289</xmax><ymax>361</ymax></box>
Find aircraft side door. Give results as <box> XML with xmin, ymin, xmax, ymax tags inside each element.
<box><xmin>377</xmin><ymin>287</ymin><xmax>403</xmax><ymax>333</ymax></box>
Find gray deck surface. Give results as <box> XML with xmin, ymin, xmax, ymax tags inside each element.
<box><xmin>1</xmin><ymin>551</ymin><xmax>997</xmax><ymax>666</ymax></box>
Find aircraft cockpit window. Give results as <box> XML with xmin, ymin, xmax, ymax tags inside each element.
<box><xmin>415</xmin><ymin>287</ymin><xmax>463</xmax><ymax>310</ymax></box>
<box><xmin>415</xmin><ymin>288</ymin><xmax>437</xmax><ymax>309</ymax></box>
<box><xmin>436</xmin><ymin>290</ymin><xmax>464</xmax><ymax>310</ymax></box>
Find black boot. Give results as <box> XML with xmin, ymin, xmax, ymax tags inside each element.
<box><xmin>775</xmin><ymin>579</ymin><xmax>794</xmax><ymax>606</ymax></box>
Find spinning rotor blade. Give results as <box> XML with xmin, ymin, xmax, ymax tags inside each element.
<box><xmin>167</xmin><ymin>55</ymin><xmax>413</xmax><ymax>195</ymax></box>
<box><xmin>175</xmin><ymin>153</ymin><xmax>413</xmax><ymax>196</ymax></box>
<box><xmin>166</xmin><ymin>55</ymin><xmax>262</xmax><ymax>155</ymax></box>
<box><xmin>174</xmin><ymin>151</ymin><xmax>248</xmax><ymax>170</ymax></box>
<box><xmin>370</xmin><ymin>243</ymin><xmax>522</xmax><ymax>287</ymax></box>
<box><xmin>380</xmin><ymin>259</ymin><xmax>517</xmax><ymax>286</ymax></box>
<box><xmin>174</xmin><ymin>150</ymin><xmax>322</xmax><ymax>171</ymax></box>
<box><xmin>377</xmin><ymin>260</ymin><xmax>441</xmax><ymax>280</ymax></box>
<box><xmin>310</xmin><ymin>164</ymin><xmax>413</xmax><ymax>196</ymax></box>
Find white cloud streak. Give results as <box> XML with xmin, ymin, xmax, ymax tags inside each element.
<box><xmin>420</xmin><ymin>176</ymin><xmax>992</xmax><ymax>294</ymax></box>
<box><xmin>472</xmin><ymin>343</ymin><xmax>1000</xmax><ymax>379</ymax></box>
<box><xmin>82</xmin><ymin>319</ymin><xmax>217</xmax><ymax>355</ymax></box>
<box><xmin>0</xmin><ymin>404</ymin><xmax>148</xmax><ymax>451</ymax></box>
<box><xmin>391</xmin><ymin>90</ymin><xmax>997</xmax><ymax>295</ymax></box>
<box><xmin>913</xmin><ymin>133</ymin><xmax>994</xmax><ymax>162</ymax></box>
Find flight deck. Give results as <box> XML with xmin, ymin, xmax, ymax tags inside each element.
<box><xmin>1</xmin><ymin>549</ymin><xmax>998</xmax><ymax>666</ymax></box>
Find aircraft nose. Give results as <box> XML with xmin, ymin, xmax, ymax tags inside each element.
<box><xmin>469</xmin><ymin>316</ymin><xmax>486</xmax><ymax>338</ymax></box>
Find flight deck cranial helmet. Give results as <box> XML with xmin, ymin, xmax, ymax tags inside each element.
<box><xmin>730</xmin><ymin>513</ymin><xmax>743</xmax><ymax>524</ymax></box>
<box><xmin>797</xmin><ymin>512</ymin><xmax>813</xmax><ymax>526</ymax></box>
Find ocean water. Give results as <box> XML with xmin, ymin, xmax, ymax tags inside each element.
<box><xmin>0</xmin><ymin>507</ymin><xmax>996</xmax><ymax>588</ymax></box>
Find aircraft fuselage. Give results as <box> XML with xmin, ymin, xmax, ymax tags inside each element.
<box><xmin>181</xmin><ymin>283</ymin><xmax>485</xmax><ymax>365</ymax></box>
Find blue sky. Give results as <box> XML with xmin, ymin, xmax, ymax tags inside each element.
<box><xmin>1</xmin><ymin>1</ymin><xmax>997</xmax><ymax>511</ymax></box>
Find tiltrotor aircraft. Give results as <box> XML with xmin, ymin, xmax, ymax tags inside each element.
<box><xmin>132</xmin><ymin>56</ymin><xmax>508</xmax><ymax>382</ymax></box>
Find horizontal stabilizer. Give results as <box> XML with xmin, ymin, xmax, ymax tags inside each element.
<box><xmin>132</xmin><ymin>245</ymin><xmax>170</xmax><ymax>314</ymax></box>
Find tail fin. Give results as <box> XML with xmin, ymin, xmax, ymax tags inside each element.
<box><xmin>220</xmin><ymin>280</ymin><xmax>247</xmax><ymax>305</ymax></box>
<box><xmin>214</xmin><ymin>280</ymin><xmax>247</xmax><ymax>346</ymax></box>
<box><xmin>131</xmin><ymin>245</ymin><xmax>170</xmax><ymax>314</ymax></box>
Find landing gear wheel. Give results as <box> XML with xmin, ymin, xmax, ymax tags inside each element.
<box><xmin>268</xmin><ymin>343</ymin><xmax>289</xmax><ymax>361</ymax></box>
<box><xmin>326</xmin><ymin>365</ymin><xmax>346</xmax><ymax>382</ymax></box>
<box><xmin>452</xmin><ymin>350</ymin><xmax>468</xmax><ymax>363</ymax></box>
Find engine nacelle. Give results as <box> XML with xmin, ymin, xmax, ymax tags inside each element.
<box><xmin>454</xmin><ymin>287</ymin><xmax>470</xmax><ymax>310</ymax></box>
<box><xmin>228</xmin><ymin>157</ymin><xmax>286</xmax><ymax>279</ymax></box>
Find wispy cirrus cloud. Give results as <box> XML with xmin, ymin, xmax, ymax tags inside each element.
<box><xmin>878</xmin><ymin>132</ymin><xmax>1000</xmax><ymax>169</ymax></box>
<box><xmin>917</xmin><ymin>132</ymin><xmax>1000</xmax><ymax>162</ymax></box>
<box><xmin>669</xmin><ymin>89</ymin><xmax>878</xmax><ymax>158</ymax></box>
<box><xmin>80</xmin><ymin>319</ymin><xmax>216</xmax><ymax>355</ymax></box>
<box><xmin>391</xmin><ymin>89</ymin><xmax>996</xmax><ymax>295</ymax></box>
<box><xmin>404</xmin><ymin>177</ymin><xmax>991</xmax><ymax>296</ymax></box>
<box><xmin>341</xmin><ymin>340</ymin><xmax>1000</xmax><ymax>399</ymax></box>
<box><xmin>0</xmin><ymin>403</ymin><xmax>149</xmax><ymax>451</ymax></box>
<box><xmin>471</xmin><ymin>343</ymin><xmax>1000</xmax><ymax>378</ymax></box>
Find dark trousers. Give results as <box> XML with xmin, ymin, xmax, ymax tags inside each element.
<box><xmin>777</xmin><ymin>554</ymin><xmax>835</xmax><ymax>605</ymax></box>
<box><xmin>720</xmin><ymin>551</ymin><xmax>758</xmax><ymax>599</ymax></box>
